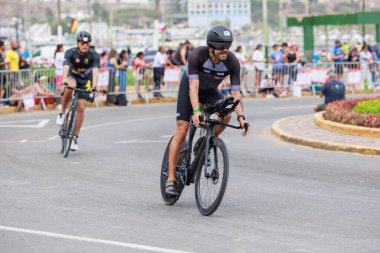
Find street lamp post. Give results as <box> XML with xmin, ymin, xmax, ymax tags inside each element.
<box><xmin>262</xmin><ymin>0</ymin><xmax>269</xmax><ymax>59</ymax></box>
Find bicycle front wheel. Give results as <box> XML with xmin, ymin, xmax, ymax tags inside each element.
<box><xmin>62</xmin><ymin>110</ymin><xmax>77</xmax><ymax>158</ymax></box>
<box><xmin>195</xmin><ymin>137</ymin><xmax>229</xmax><ymax>216</ymax></box>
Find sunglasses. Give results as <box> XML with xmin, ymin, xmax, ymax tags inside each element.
<box><xmin>79</xmin><ymin>41</ymin><xmax>90</xmax><ymax>46</ymax></box>
<box><xmin>214</xmin><ymin>47</ymin><xmax>230</xmax><ymax>53</ymax></box>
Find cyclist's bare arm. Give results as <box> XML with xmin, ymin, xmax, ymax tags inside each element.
<box><xmin>62</xmin><ymin>65</ymin><xmax>70</xmax><ymax>83</ymax></box>
<box><xmin>231</xmin><ymin>90</ymin><xmax>250</xmax><ymax>135</ymax></box>
<box><xmin>92</xmin><ymin>68</ymin><xmax>99</xmax><ymax>89</ymax></box>
<box><xmin>189</xmin><ymin>79</ymin><xmax>201</xmax><ymax>126</ymax></box>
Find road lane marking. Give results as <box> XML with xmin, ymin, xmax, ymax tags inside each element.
<box><xmin>0</xmin><ymin>225</ymin><xmax>193</xmax><ymax>253</ymax></box>
<box><xmin>273</xmin><ymin>105</ymin><xmax>313</xmax><ymax>110</ymax></box>
<box><xmin>116</xmin><ymin>140</ymin><xmax>168</xmax><ymax>144</ymax></box>
<box><xmin>47</xmin><ymin>115</ymin><xmax>173</xmax><ymax>141</ymax></box>
<box><xmin>0</xmin><ymin>139</ymin><xmax>48</xmax><ymax>144</ymax></box>
<box><xmin>0</xmin><ymin>119</ymin><xmax>50</xmax><ymax>128</ymax></box>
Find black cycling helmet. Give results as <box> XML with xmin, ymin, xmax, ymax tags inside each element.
<box><xmin>76</xmin><ymin>31</ymin><xmax>92</xmax><ymax>43</ymax></box>
<box><xmin>207</xmin><ymin>25</ymin><xmax>233</xmax><ymax>50</ymax></box>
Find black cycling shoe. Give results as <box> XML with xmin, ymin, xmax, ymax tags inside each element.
<box><xmin>165</xmin><ymin>181</ymin><xmax>179</xmax><ymax>196</ymax></box>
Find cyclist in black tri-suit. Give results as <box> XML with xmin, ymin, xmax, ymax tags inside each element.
<box><xmin>166</xmin><ymin>25</ymin><xmax>250</xmax><ymax>196</ymax></box>
<box><xmin>56</xmin><ymin>31</ymin><xmax>100</xmax><ymax>152</ymax></box>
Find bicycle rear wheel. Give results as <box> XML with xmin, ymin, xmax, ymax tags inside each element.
<box><xmin>160</xmin><ymin>136</ymin><xmax>188</xmax><ymax>205</ymax></box>
<box><xmin>62</xmin><ymin>110</ymin><xmax>77</xmax><ymax>158</ymax></box>
<box><xmin>195</xmin><ymin>137</ymin><xmax>229</xmax><ymax>216</ymax></box>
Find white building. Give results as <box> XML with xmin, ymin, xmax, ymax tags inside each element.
<box><xmin>188</xmin><ymin>0</ymin><xmax>251</xmax><ymax>29</ymax></box>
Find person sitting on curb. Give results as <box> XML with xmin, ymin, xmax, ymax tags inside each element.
<box><xmin>314</xmin><ymin>69</ymin><xmax>345</xmax><ymax>112</ymax></box>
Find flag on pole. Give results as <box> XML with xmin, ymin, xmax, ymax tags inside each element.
<box><xmin>70</xmin><ymin>19</ymin><xmax>78</xmax><ymax>33</ymax></box>
<box><xmin>159</xmin><ymin>21</ymin><xmax>166</xmax><ymax>33</ymax></box>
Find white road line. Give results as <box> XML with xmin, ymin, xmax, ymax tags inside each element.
<box><xmin>0</xmin><ymin>119</ymin><xmax>50</xmax><ymax>128</ymax></box>
<box><xmin>116</xmin><ymin>140</ymin><xmax>168</xmax><ymax>144</ymax></box>
<box><xmin>47</xmin><ymin>115</ymin><xmax>173</xmax><ymax>141</ymax></box>
<box><xmin>0</xmin><ymin>225</ymin><xmax>193</xmax><ymax>253</ymax></box>
<box><xmin>81</xmin><ymin>115</ymin><xmax>173</xmax><ymax>131</ymax></box>
<box><xmin>273</xmin><ymin>105</ymin><xmax>313</xmax><ymax>110</ymax></box>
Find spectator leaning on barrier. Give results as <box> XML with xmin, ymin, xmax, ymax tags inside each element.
<box><xmin>252</xmin><ymin>44</ymin><xmax>265</xmax><ymax>92</ymax></box>
<box><xmin>360</xmin><ymin>44</ymin><xmax>375</xmax><ymax>88</ymax></box>
<box><xmin>283</xmin><ymin>42</ymin><xmax>300</xmax><ymax>85</ymax></box>
<box><xmin>165</xmin><ymin>49</ymin><xmax>181</xmax><ymax>67</ymax></box>
<box><xmin>347</xmin><ymin>47</ymin><xmax>360</xmax><ymax>69</ymax></box>
<box><xmin>6</xmin><ymin>41</ymin><xmax>19</xmax><ymax>71</ymax></box>
<box><xmin>0</xmin><ymin>40</ymin><xmax>8</xmax><ymax>104</ymax></box>
<box><xmin>175</xmin><ymin>40</ymin><xmax>191</xmax><ymax>66</ymax></box>
<box><xmin>235</xmin><ymin>45</ymin><xmax>250</xmax><ymax>94</ymax></box>
<box><xmin>117</xmin><ymin>49</ymin><xmax>129</xmax><ymax>93</ymax></box>
<box><xmin>54</xmin><ymin>44</ymin><xmax>65</xmax><ymax>92</ymax></box>
<box><xmin>152</xmin><ymin>46</ymin><xmax>166</xmax><ymax>98</ymax></box>
<box><xmin>314</xmin><ymin>70</ymin><xmax>345</xmax><ymax>112</ymax></box>
<box><xmin>269</xmin><ymin>44</ymin><xmax>284</xmax><ymax>89</ymax></box>
<box><xmin>331</xmin><ymin>40</ymin><xmax>345</xmax><ymax>80</ymax></box>
<box><xmin>133</xmin><ymin>51</ymin><xmax>151</xmax><ymax>99</ymax></box>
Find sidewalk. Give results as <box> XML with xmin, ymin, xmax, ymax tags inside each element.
<box><xmin>272</xmin><ymin>114</ymin><xmax>380</xmax><ymax>156</ymax></box>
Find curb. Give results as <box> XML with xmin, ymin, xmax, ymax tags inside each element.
<box><xmin>314</xmin><ymin>112</ymin><xmax>380</xmax><ymax>139</ymax></box>
<box><xmin>271</xmin><ymin>116</ymin><xmax>380</xmax><ymax>156</ymax></box>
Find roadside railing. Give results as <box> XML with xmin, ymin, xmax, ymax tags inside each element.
<box><xmin>0</xmin><ymin>62</ymin><xmax>378</xmax><ymax>111</ymax></box>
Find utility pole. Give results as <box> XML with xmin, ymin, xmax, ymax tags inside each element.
<box><xmin>87</xmin><ymin>0</ymin><xmax>93</xmax><ymax>35</ymax></box>
<box><xmin>108</xmin><ymin>4</ymin><xmax>113</xmax><ymax>48</ymax></box>
<box><xmin>362</xmin><ymin>0</ymin><xmax>365</xmax><ymax>42</ymax></box>
<box><xmin>262</xmin><ymin>0</ymin><xmax>269</xmax><ymax>59</ymax></box>
<box><xmin>57</xmin><ymin>0</ymin><xmax>63</xmax><ymax>43</ymax></box>
<box><xmin>279</xmin><ymin>0</ymin><xmax>283</xmax><ymax>42</ymax></box>
<box><xmin>23</xmin><ymin>0</ymin><xmax>31</xmax><ymax>52</ymax></box>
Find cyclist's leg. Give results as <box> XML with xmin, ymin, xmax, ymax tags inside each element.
<box><xmin>74</xmin><ymin>98</ymin><xmax>86</xmax><ymax>136</ymax></box>
<box><xmin>74</xmin><ymin>79</ymin><xmax>92</xmax><ymax>136</ymax></box>
<box><xmin>168</xmin><ymin>120</ymin><xmax>189</xmax><ymax>182</ymax></box>
<box><xmin>60</xmin><ymin>77</ymin><xmax>77</xmax><ymax>113</ymax></box>
<box><xmin>167</xmin><ymin>75</ymin><xmax>192</xmax><ymax>182</ymax></box>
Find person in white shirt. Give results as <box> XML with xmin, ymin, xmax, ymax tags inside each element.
<box><xmin>252</xmin><ymin>44</ymin><xmax>265</xmax><ymax>92</ymax></box>
<box><xmin>153</xmin><ymin>46</ymin><xmax>166</xmax><ymax>98</ymax></box>
<box><xmin>235</xmin><ymin>45</ymin><xmax>250</xmax><ymax>94</ymax></box>
<box><xmin>360</xmin><ymin>44</ymin><xmax>375</xmax><ymax>88</ymax></box>
<box><xmin>54</xmin><ymin>44</ymin><xmax>64</xmax><ymax>92</ymax></box>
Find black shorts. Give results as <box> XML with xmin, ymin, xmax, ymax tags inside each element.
<box><xmin>68</xmin><ymin>75</ymin><xmax>93</xmax><ymax>101</ymax></box>
<box><xmin>176</xmin><ymin>74</ymin><xmax>224</xmax><ymax>122</ymax></box>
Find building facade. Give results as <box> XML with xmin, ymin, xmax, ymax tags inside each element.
<box><xmin>188</xmin><ymin>0</ymin><xmax>251</xmax><ymax>29</ymax></box>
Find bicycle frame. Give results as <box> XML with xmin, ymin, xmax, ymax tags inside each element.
<box><xmin>184</xmin><ymin>109</ymin><xmax>243</xmax><ymax>185</ymax></box>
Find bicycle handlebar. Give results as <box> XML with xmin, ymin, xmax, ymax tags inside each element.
<box><xmin>199</xmin><ymin>115</ymin><xmax>250</xmax><ymax>132</ymax></box>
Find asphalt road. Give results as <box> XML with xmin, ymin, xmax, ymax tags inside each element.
<box><xmin>1</xmin><ymin>96</ymin><xmax>380</xmax><ymax>253</ymax></box>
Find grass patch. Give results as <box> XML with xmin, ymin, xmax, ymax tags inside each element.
<box><xmin>353</xmin><ymin>99</ymin><xmax>380</xmax><ymax>115</ymax></box>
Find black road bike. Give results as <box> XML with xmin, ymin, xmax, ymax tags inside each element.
<box><xmin>160</xmin><ymin>97</ymin><xmax>249</xmax><ymax>216</ymax></box>
<box><xmin>58</xmin><ymin>87</ymin><xmax>94</xmax><ymax>158</ymax></box>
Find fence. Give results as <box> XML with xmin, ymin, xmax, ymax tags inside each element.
<box><xmin>244</xmin><ymin>62</ymin><xmax>379</xmax><ymax>97</ymax></box>
<box><xmin>0</xmin><ymin>62</ymin><xmax>378</xmax><ymax>110</ymax></box>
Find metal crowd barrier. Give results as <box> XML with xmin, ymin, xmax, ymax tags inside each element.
<box><xmin>1</xmin><ymin>62</ymin><xmax>378</xmax><ymax>110</ymax></box>
<box><xmin>242</xmin><ymin>62</ymin><xmax>379</xmax><ymax>97</ymax></box>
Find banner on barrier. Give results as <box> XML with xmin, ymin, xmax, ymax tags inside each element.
<box><xmin>164</xmin><ymin>67</ymin><xmax>181</xmax><ymax>84</ymax></box>
<box><xmin>296</xmin><ymin>69</ymin><xmax>311</xmax><ymax>86</ymax></box>
<box><xmin>310</xmin><ymin>67</ymin><xmax>327</xmax><ymax>84</ymax></box>
<box><xmin>346</xmin><ymin>69</ymin><xmax>361</xmax><ymax>86</ymax></box>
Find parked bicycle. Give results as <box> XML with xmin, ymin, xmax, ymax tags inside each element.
<box><xmin>160</xmin><ymin>97</ymin><xmax>249</xmax><ymax>216</ymax></box>
<box><xmin>58</xmin><ymin>87</ymin><xmax>95</xmax><ymax>158</ymax></box>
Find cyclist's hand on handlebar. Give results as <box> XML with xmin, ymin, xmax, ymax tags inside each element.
<box><xmin>238</xmin><ymin>117</ymin><xmax>250</xmax><ymax>136</ymax></box>
<box><xmin>192</xmin><ymin>111</ymin><xmax>203</xmax><ymax>127</ymax></box>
